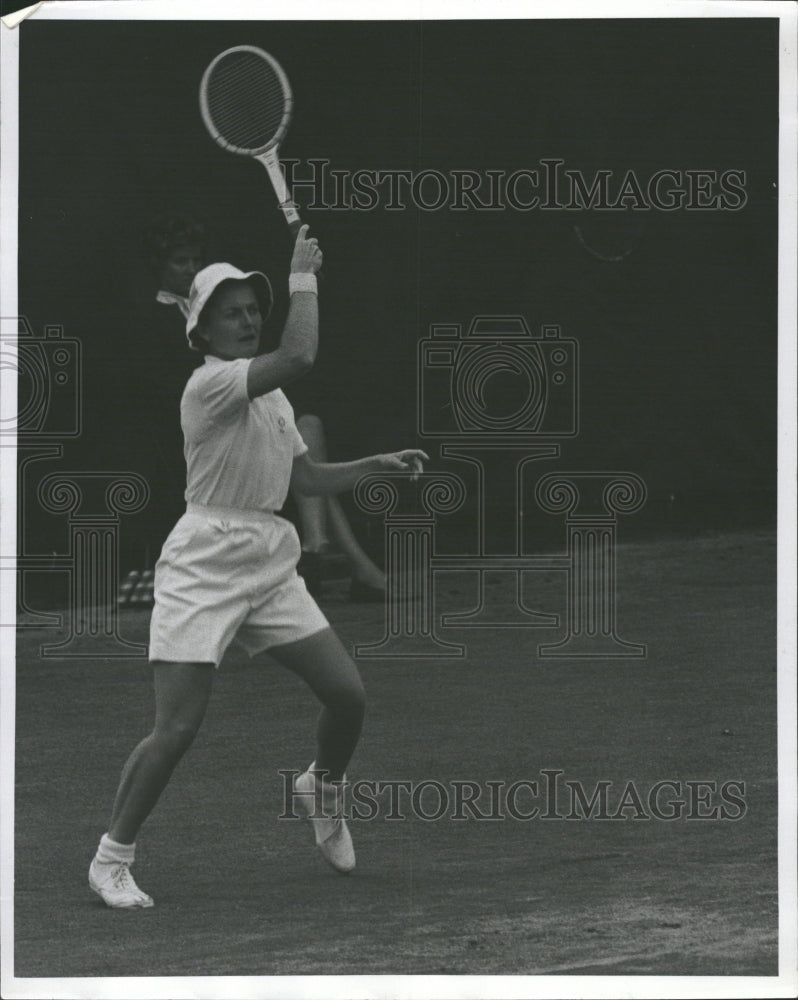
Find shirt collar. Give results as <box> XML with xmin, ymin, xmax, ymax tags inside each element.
<box><xmin>156</xmin><ymin>290</ymin><xmax>191</xmax><ymax>319</ymax></box>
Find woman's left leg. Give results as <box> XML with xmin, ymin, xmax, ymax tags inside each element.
<box><xmin>269</xmin><ymin>627</ymin><xmax>365</xmax><ymax>872</ymax></box>
<box><xmin>269</xmin><ymin>627</ymin><xmax>365</xmax><ymax>781</ymax></box>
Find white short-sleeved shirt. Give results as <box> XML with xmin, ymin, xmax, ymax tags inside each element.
<box><xmin>181</xmin><ymin>355</ymin><xmax>308</xmax><ymax>512</ymax></box>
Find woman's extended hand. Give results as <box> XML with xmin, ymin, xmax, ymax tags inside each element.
<box><xmin>377</xmin><ymin>449</ymin><xmax>430</xmax><ymax>481</ymax></box>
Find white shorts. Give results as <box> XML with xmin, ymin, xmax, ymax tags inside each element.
<box><xmin>148</xmin><ymin>503</ymin><xmax>330</xmax><ymax>667</ymax></box>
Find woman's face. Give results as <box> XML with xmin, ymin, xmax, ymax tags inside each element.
<box><xmin>158</xmin><ymin>243</ymin><xmax>204</xmax><ymax>297</ymax></box>
<box><xmin>199</xmin><ymin>282</ymin><xmax>262</xmax><ymax>360</ymax></box>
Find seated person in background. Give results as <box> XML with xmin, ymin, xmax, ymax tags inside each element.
<box><xmin>287</xmin><ymin>375</ymin><xmax>387</xmax><ymax>603</ymax></box>
<box><xmin>120</xmin><ymin>217</ymin><xmax>208</xmax><ymax>603</ymax></box>
<box><xmin>143</xmin><ymin>215</ymin><xmax>208</xmax><ymax>552</ymax></box>
<box><xmin>145</xmin><ymin>214</ymin><xmax>207</xmax><ymax>362</ymax></box>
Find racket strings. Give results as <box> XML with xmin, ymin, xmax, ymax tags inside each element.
<box><xmin>206</xmin><ymin>52</ymin><xmax>288</xmax><ymax>152</ymax></box>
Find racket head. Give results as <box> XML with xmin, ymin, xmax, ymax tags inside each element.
<box><xmin>199</xmin><ymin>45</ymin><xmax>293</xmax><ymax>156</ymax></box>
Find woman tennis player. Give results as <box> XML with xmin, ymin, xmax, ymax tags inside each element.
<box><xmin>89</xmin><ymin>226</ymin><xmax>427</xmax><ymax>907</ymax></box>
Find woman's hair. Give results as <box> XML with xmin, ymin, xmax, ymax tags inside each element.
<box><xmin>143</xmin><ymin>215</ymin><xmax>206</xmax><ymax>272</ymax></box>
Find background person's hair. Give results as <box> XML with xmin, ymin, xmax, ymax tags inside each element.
<box><xmin>187</xmin><ymin>328</ymin><xmax>212</xmax><ymax>355</ymax></box>
<box><xmin>143</xmin><ymin>215</ymin><xmax>207</xmax><ymax>273</ymax></box>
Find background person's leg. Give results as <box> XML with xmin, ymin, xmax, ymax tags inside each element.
<box><xmin>294</xmin><ymin>414</ymin><xmax>331</xmax><ymax>555</ymax></box>
<box><xmin>294</xmin><ymin>413</ymin><xmax>386</xmax><ymax>594</ymax></box>
<box><xmin>326</xmin><ymin>495</ymin><xmax>386</xmax><ymax>591</ymax></box>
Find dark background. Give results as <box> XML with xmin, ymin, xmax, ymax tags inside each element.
<box><xmin>15</xmin><ymin>18</ymin><xmax>778</xmax><ymax>580</ymax></box>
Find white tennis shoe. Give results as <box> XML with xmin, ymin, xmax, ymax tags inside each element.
<box><xmin>89</xmin><ymin>857</ymin><xmax>154</xmax><ymax>908</ymax></box>
<box><xmin>294</xmin><ymin>764</ymin><xmax>355</xmax><ymax>873</ymax></box>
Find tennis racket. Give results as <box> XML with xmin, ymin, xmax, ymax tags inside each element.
<box><xmin>200</xmin><ymin>45</ymin><xmax>305</xmax><ymax>237</ymax></box>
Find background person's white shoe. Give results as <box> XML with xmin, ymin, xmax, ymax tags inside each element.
<box><xmin>89</xmin><ymin>857</ymin><xmax>154</xmax><ymax>908</ymax></box>
<box><xmin>294</xmin><ymin>765</ymin><xmax>356</xmax><ymax>873</ymax></box>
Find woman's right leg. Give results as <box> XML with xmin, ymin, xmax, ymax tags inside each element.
<box><xmin>90</xmin><ymin>661</ymin><xmax>214</xmax><ymax>908</ymax></box>
<box><xmin>108</xmin><ymin>660</ymin><xmax>215</xmax><ymax>844</ymax></box>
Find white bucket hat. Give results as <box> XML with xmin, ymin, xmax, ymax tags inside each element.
<box><xmin>185</xmin><ymin>263</ymin><xmax>274</xmax><ymax>349</ymax></box>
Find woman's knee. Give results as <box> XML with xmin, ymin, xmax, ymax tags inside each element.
<box><xmin>153</xmin><ymin>714</ymin><xmax>203</xmax><ymax>756</ymax></box>
<box><xmin>151</xmin><ymin>661</ymin><xmax>213</xmax><ymax>754</ymax></box>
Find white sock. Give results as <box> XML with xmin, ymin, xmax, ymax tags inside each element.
<box><xmin>309</xmin><ymin>762</ymin><xmax>347</xmax><ymax>785</ymax></box>
<box><xmin>95</xmin><ymin>832</ymin><xmax>135</xmax><ymax>866</ymax></box>
<box><xmin>308</xmin><ymin>763</ymin><xmax>347</xmax><ymax>814</ymax></box>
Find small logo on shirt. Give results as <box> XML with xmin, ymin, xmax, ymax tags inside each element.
<box><xmin>278</xmin><ymin>416</ymin><xmax>286</xmax><ymax>433</ymax></box>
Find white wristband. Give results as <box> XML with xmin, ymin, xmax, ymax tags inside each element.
<box><xmin>289</xmin><ymin>273</ymin><xmax>318</xmax><ymax>296</ymax></box>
